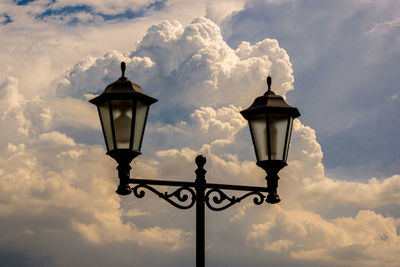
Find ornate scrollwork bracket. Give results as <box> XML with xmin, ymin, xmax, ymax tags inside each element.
<box><xmin>127</xmin><ymin>155</ymin><xmax>269</xmax><ymax>212</ymax></box>
<box><xmin>132</xmin><ymin>183</ymin><xmax>196</xmax><ymax>210</ymax></box>
<box><xmin>128</xmin><ymin>179</ymin><xmax>268</xmax><ymax>211</ymax></box>
<box><xmin>205</xmin><ymin>188</ymin><xmax>266</xmax><ymax>211</ymax></box>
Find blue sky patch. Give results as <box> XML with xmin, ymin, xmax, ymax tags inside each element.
<box><xmin>36</xmin><ymin>5</ymin><xmax>93</xmax><ymax>18</ymax></box>
<box><xmin>148</xmin><ymin>0</ymin><xmax>166</xmax><ymax>11</ymax></box>
<box><xmin>36</xmin><ymin>0</ymin><xmax>166</xmax><ymax>25</ymax></box>
<box><xmin>15</xmin><ymin>0</ymin><xmax>35</xmax><ymax>5</ymax></box>
<box><xmin>1</xmin><ymin>14</ymin><xmax>13</xmax><ymax>25</ymax></box>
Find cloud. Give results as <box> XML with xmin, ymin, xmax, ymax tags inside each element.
<box><xmin>0</xmin><ymin>13</ymin><xmax>13</xmax><ymax>25</ymax></box>
<box><xmin>368</xmin><ymin>17</ymin><xmax>400</xmax><ymax>35</ymax></box>
<box><xmin>48</xmin><ymin>0</ymin><xmax>164</xmax><ymax>16</ymax></box>
<box><xmin>133</xmin><ymin>17</ymin><xmax>293</xmax><ymax>106</ymax></box>
<box><xmin>0</xmin><ymin>76</ymin><xmax>23</xmax><ymax>109</ymax></box>
<box><xmin>142</xmin><ymin>91</ymin><xmax>400</xmax><ymax>266</ymax></box>
<box><xmin>55</xmin><ymin>18</ymin><xmax>295</xmax><ymax>148</ymax></box>
<box><xmin>150</xmin><ymin>104</ymin><xmax>247</xmax><ymax>156</ymax></box>
<box><xmin>152</xmin><ymin>114</ymin><xmax>400</xmax><ymax>213</ymax></box>
<box><xmin>205</xmin><ymin>0</ymin><xmax>245</xmax><ymax>24</ymax></box>
<box><xmin>3</xmin><ymin>18</ymin><xmax>290</xmax><ymax>257</ymax></box>
<box><xmin>1</xmin><ymin>13</ymin><xmax>400</xmax><ymax>267</ymax></box>
<box><xmin>222</xmin><ymin>0</ymin><xmax>400</xmax><ymax>180</ymax></box>
<box><xmin>247</xmin><ymin>207</ymin><xmax>400</xmax><ymax>267</ymax></box>
<box><xmin>38</xmin><ymin>131</ymin><xmax>76</xmax><ymax>147</ymax></box>
<box><xmin>72</xmin><ymin>215</ymin><xmax>192</xmax><ymax>250</ymax></box>
<box><xmin>0</xmin><ymin>77</ymin><xmax>31</xmax><ymax>144</ymax></box>
<box><xmin>0</xmin><ymin>138</ymin><xmax>192</xmax><ymax>252</ymax></box>
<box><xmin>49</xmin><ymin>97</ymin><xmax>100</xmax><ymax>130</ymax></box>
<box><xmin>6</xmin><ymin>0</ymin><xmax>166</xmax><ymax>25</ymax></box>
<box><xmin>123</xmin><ymin>208</ymin><xmax>150</xmax><ymax>217</ymax></box>
<box><xmin>0</xmin><ymin>70</ymin><xmax>192</xmax><ymax>257</ymax></box>
<box><xmin>144</xmin><ymin>116</ymin><xmax>400</xmax><ymax>266</ymax></box>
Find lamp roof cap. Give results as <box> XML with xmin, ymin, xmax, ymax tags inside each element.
<box><xmin>240</xmin><ymin>76</ymin><xmax>300</xmax><ymax>118</ymax></box>
<box><xmin>89</xmin><ymin>62</ymin><xmax>157</xmax><ymax>105</ymax></box>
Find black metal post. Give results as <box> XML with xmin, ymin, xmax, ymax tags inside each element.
<box><xmin>195</xmin><ymin>155</ymin><xmax>206</xmax><ymax>267</ymax></box>
<box><xmin>257</xmin><ymin>160</ymin><xmax>286</xmax><ymax>204</ymax></box>
<box><xmin>116</xmin><ymin>161</ymin><xmax>133</xmax><ymax>196</ymax></box>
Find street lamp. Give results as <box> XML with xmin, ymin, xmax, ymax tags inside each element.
<box><xmin>89</xmin><ymin>62</ymin><xmax>157</xmax><ymax>195</ymax></box>
<box><xmin>89</xmin><ymin>62</ymin><xmax>300</xmax><ymax>267</ymax></box>
<box><xmin>240</xmin><ymin>76</ymin><xmax>300</xmax><ymax>204</ymax></box>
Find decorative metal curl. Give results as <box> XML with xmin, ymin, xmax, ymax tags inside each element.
<box><xmin>205</xmin><ymin>188</ymin><xmax>266</xmax><ymax>211</ymax></box>
<box><xmin>132</xmin><ymin>184</ymin><xmax>196</xmax><ymax>210</ymax></box>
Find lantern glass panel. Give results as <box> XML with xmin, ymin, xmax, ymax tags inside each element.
<box><xmin>99</xmin><ymin>101</ymin><xmax>114</xmax><ymax>151</ymax></box>
<box><xmin>111</xmin><ymin>100</ymin><xmax>133</xmax><ymax>149</ymax></box>
<box><xmin>284</xmin><ymin>117</ymin><xmax>293</xmax><ymax>161</ymax></box>
<box><xmin>133</xmin><ymin>100</ymin><xmax>148</xmax><ymax>151</ymax></box>
<box><xmin>249</xmin><ymin>114</ymin><xmax>268</xmax><ymax>161</ymax></box>
<box><xmin>269</xmin><ymin>114</ymin><xmax>289</xmax><ymax>161</ymax></box>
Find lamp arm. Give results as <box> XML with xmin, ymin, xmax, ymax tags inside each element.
<box><xmin>132</xmin><ymin>182</ymin><xmax>196</xmax><ymax>210</ymax></box>
<box><xmin>129</xmin><ymin>178</ymin><xmax>195</xmax><ymax>188</ymax></box>
<box><xmin>204</xmin><ymin>188</ymin><xmax>266</xmax><ymax>211</ymax></box>
<box><xmin>126</xmin><ymin>178</ymin><xmax>270</xmax><ymax>211</ymax></box>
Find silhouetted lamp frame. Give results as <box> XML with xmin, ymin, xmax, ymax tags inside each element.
<box><xmin>89</xmin><ymin>62</ymin><xmax>300</xmax><ymax>267</ymax></box>
<box><xmin>240</xmin><ymin>76</ymin><xmax>300</xmax><ymax>203</ymax></box>
<box><xmin>89</xmin><ymin>62</ymin><xmax>157</xmax><ymax>195</ymax></box>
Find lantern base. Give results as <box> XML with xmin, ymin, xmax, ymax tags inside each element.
<box><xmin>107</xmin><ymin>149</ymin><xmax>141</xmax><ymax>164</ymax></box>
<box><xmin>116</xmin><ymin>161</ymin><xmax>133</xmax><ymax>195</ymax></box>
<box><xmin>111</xmin><ymin>150</ymin><xmax>141</xmax><ymax>196</ymax></box>
<box><xmin>116</xmin><ymin>184</ymin><xmax>133</xmax><ymax>195</ymax></box>
<box><xmin>257</xmin><ymin>160</ymin><xmax>287</xmax><ymax>204</ymax></box>
<box><xmin>266</xmin><ymin>192</ymin><xmax>281</xmax><ymax>204</ymax></box>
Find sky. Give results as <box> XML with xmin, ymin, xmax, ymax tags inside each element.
<box><xmin>0</xmin><ymin>0</ymin><xmax>400</xmax><ymax>266</ymax></box>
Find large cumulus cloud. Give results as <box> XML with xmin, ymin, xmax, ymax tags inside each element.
<box><xmin>247</xmin><ymin>208</ymin><xmax>400</xmax><ymax>267</ymax></box>
<box><xmin>57</xmin><ymin>17</ymin><xmax>294</xmax><ymax>110</ymax></box>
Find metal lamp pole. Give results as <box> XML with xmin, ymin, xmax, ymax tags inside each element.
<box><xmin>195</xmin><ymin>155</ymin><xmax>206</xmax><ymax>267</ymax></box>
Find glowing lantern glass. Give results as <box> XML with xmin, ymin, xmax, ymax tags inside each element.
<box><xmin>89</xmin><ymin>62</ymin><xmax>157</xmax><ymax>195</ymax></box>
<box><xmin>241</xmin><ymin>76</ymin><xmax>300</xmax><ymax>203</ymax></box>
<box><xmin>90</xmin><ymin>62</ymin><xmax>157</xmax><ymax>161</ymax></box>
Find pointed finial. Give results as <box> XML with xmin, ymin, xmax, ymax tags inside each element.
<box><xmin>121</xmin><ymin>62</ymin><xmax>126</xmax><ymax>78</ymax></box>
<box><xmin>267</xmin><ymin>76</ymin><xmax>272</xmax><ymax>93</ymax></box>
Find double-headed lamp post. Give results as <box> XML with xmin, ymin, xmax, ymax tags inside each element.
<box><xmin>89</xmin><ymin>62</ymin><xmax>300</xmax><ymax>266</ymax></box>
